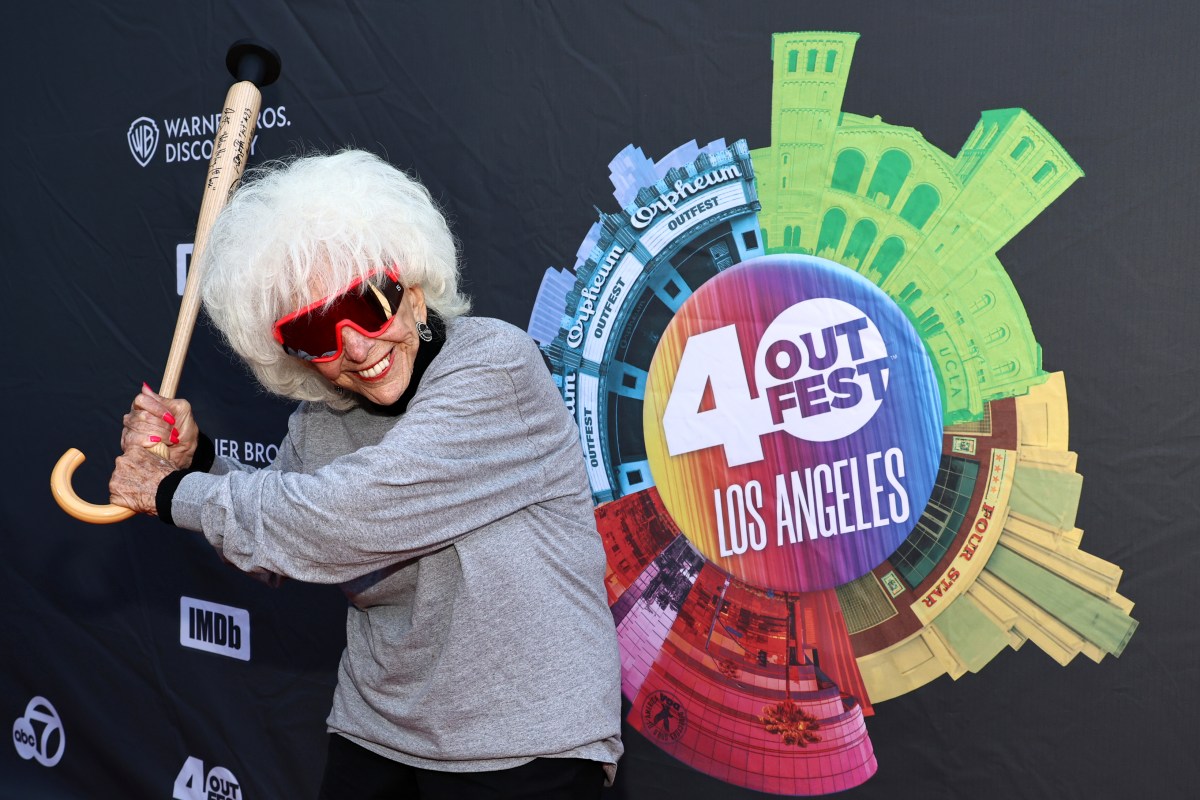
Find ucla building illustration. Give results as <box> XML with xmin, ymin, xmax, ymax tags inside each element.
<box><xmin>753</xmin><ymin>31</ymin><xmax>1083</xmax><ymax>424</ymax></box>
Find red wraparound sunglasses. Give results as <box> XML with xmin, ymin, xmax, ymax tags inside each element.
<box><xmin>272</xmin><ymin>268</ymin><xmax>405</xmax><ymax>363</ymax></box>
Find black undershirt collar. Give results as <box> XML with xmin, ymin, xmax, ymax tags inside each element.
<box><xmin>360</xmin><ymin>310</ymin><xmax>446</xmax><ymax>416</ymax></box>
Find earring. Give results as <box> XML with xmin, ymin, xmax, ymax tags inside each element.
<box><xmin>416</xmin><ymin>320</ymin><xmax>433</xmax><ymax>342</ymax></box>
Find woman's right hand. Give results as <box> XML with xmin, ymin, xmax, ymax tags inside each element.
<box><xmin>121</xmin><ymin>383</ymin><xmax>200</xmax><ymax>470</ymax></box>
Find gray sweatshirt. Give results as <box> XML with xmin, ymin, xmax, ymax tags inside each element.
<box><xmin>171</xmin><ymin>316</ymin><xmax>623</xmax><ymax>778</ymax></box>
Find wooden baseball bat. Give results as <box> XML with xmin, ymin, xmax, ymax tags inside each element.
<box><xmin>51</xmin><ymin>40</ymin><xmax>282</xmax><ymax>524</ymax></box>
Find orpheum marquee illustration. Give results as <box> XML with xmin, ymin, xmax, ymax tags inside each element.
<box><xmin>527</xmin><ymin>31</ymin><xmax>1137</xmax><ymax>796</ymax></box>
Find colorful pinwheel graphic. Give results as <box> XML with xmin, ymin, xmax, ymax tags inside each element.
<box><xmin>528</xmin><ymin>31</ymin><xmax>1136</xmax><ymax>796</ymax></box>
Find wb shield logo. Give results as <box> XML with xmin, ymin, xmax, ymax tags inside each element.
<box><xmin>127</xmin><ymin>116</ymin><xmax>159</xmax><ymax>167</ymax></box>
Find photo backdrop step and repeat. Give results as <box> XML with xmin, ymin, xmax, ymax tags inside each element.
<box><xmin>4</xmin><ymin>2</ymin><xmax>1195</xmax><ymax>798</ymax></box>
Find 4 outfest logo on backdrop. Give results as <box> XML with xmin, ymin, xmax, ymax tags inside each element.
<box><xmin>644</xmin><ymin>256</ymin><xmax>941</xmax><ymax>593</ymax></box>
<box><xmin>173</xmin><ymin>755</ymin><xmax>243</xmax><ymax>800</ymax></box>
<box><xmin>527</xmin><ymin>31</ymin><xmax>1138</xmax><ymax>795</ymax></box>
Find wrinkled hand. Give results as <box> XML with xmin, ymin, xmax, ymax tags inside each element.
<box><xmin>121</xmin><ymin>383</ymin><xmax>200</xmax><ymax>470</ymax></box>
<box><xmin>110</xmin><ymin>445</ymin><xmax>176</xmax><ymax>515</ymax></box>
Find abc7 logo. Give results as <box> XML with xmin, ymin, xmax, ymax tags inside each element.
<box><xmin>12</xmin><ymin>696</ymin><xmax>65</xmax><ymax>767</ymax></box>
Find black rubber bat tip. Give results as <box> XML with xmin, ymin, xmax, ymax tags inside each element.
<box><xmin>226</xmin><ymin>39</ymin><xmax>282</xmax><ymax>87</ymax></box>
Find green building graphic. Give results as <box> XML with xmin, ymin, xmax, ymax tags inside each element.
<box><xmin>745</xmin><ymin>31</ymin><xmax>1133</xmax><ymax>703</ymax></box>
<box><xmin>751</xmin><ymin>31</ymin><xmax>1084</xmax><ymax>424</ymax></box>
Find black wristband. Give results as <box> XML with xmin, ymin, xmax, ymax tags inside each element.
<box><xmin>155</xmin><ymin>432</ymin><xmax>216</xmax><ymax>526</ymax></box>
<box><xmin>192</xmin><ymin>432</ymin><xmax>216</xmax><ymax>473</ymax></box>
<box><xmin>155</xmin><ymin>469</ymin><xmax>189</xmax><ymax>526</ymax></box>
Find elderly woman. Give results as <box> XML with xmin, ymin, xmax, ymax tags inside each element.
<box><xmin>109</xmin><ymin>150</ymin><xmax>623</xmax><ymax>799</ymax></box>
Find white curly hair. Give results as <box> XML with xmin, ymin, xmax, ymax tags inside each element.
<box><xmin>200</xmin><ymin>149</ymin><xmax>470</xmax><ymax>409</ymax></box>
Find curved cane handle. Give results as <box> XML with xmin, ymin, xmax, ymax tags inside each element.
<box><xmin>51</xmin><ymin>449</ymin><xmax>136</xmax><ymax>524</ymax></box>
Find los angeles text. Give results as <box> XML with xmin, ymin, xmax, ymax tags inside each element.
<box><xmin>713</xmin><ymin>447</ymin><xmax>910</xmax><ymax>557</ymax></box>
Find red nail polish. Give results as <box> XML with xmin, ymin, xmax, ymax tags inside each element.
<box><xmin>170</xmin><ymin>429</ymin><xmax>180</xmax><ymax>444</ymax></box>
<box><xmin>163</xmin><ymin>412</ymin><xmax>176</xmax><ymax>425</ymax></box>
<box><xmin>148</xmin><ymin>435</ymin><xmax>162</xmax><ymax>443</ymax></box>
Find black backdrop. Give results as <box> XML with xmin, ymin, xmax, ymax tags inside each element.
<box><xmin>3</xmin><ymin>1</ymin><xmax>1197</xmax><ymax>797</ymax></box>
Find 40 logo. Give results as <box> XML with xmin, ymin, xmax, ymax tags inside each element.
<box><xmin>173</xmin><ymin>755</ymin><xmax>242</xmax><ymax>800</ymax></box>
<box><xmin>527</xmin><ymin>31</ymin><xmax>1137</xmax><ymax>796</ymax></box>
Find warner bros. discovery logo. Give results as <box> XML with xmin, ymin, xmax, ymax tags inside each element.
<box><xmin>128</xmin><ymin>106</ymin><xmax>288</xmax><ymax>167</ymax></box>
<box><xmin>181</xmin><ymin>597</ymin><xmax>251</xmax><ymax>661</ymax></box>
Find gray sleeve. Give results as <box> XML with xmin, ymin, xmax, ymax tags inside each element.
<box><xmin>171</xmin><ymin>333</ymin><xmax>575</xmax><ymax>584</ymax></box>
<box><xmin>209</xmin><ymin>455</ymin><xmax>258</xmax><ymax>475</ymax></box>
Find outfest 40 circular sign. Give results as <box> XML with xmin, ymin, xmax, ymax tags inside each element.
<box><xmin>643</xmin><ymin>255</ymin><xmax>941</xmax><ymax>592</ymax></box>
<box><xmin>527</xmin><ymin>30</ymin><xmax>1136</xmax><ymax>797</ymax></box>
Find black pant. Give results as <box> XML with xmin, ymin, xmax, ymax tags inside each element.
<box><xmin>318</xmin><ymin>733</ymin><xmax>606</xmax><ymax>799</ymax></box>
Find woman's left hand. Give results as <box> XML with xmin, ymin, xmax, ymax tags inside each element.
<box><xmin>121</xmin><ymin>383</ymin><xmax>200</xmax><ymax>470</ymax></box>
<box><xmin>109</xmin><ymin>446</ymin><xmax>176</xmax><ymax>515</ymax></box>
